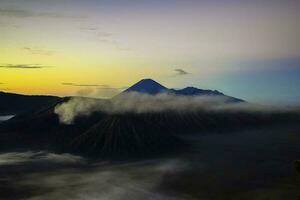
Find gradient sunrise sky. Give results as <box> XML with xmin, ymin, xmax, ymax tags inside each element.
<box><xmin>0</xmin><ymin>0</ymin><xmax>299</xmax><ymax>104</ymax></box>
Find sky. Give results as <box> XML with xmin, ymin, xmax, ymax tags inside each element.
<box><xmin>0</xmin><ymin>0</ymin><xmax>299</xmax><ymax>104</ymax></box>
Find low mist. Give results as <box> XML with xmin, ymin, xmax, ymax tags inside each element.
<box><xmin>1</xmin><ymin>126</ymin><xmax>299</xmax><ymax>199</ymax></box>
<box><xmin>54</xmin><ymin>92</ymin><xmax>298</xmax><ymax>124</ymax></box>
<box><xmin>0</xmin><ymin>151</ymin><xmax>84</xmax><ymax>166</ymax></box>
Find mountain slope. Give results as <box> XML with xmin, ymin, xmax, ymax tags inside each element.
<box><xmin>171</xmin><ymin>87</ymin><xmax>224</xmax><ymax>96</ymax></box>
<box><xmin>171</xmin><ymin>87</ymin><xmax>244</xmax><ymax>102</ymax></box>
<box><xmin>68</xmin><ymin>114</ymin><xmax>183</xmax><ymax>158</ymax></box>
<box><xmin>123</xmin><ymin>78</ymin><xmax>168</xmax><ymax>95</ymax></box>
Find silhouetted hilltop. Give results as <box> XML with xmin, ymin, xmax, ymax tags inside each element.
<box><xmin>170</xmin><ymin>87</ymin><xmax>243</xmax><ymax>102</ymax></box>
<box><xmin>0</xmin><ymin>91</ymin><xmax>60</xmax><ymax>115</ymax></box>
<box><xmin>123</xmin><ymin>78</ymin><xmax>168</xmax><ymax>95</ymax></box>
<box><xmin>120</xmin><ymin>79</ymin><xmax>244</xmax><ymax>102</ymax></box>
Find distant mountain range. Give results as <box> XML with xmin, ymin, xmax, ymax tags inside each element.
<box><xmin>1</xmin><ymin>79</ymin><xmax>299</xmax><ymax>159</ymax></box>
<box><xmin>122</xmin><ymin>78</ymin><xmax>244</xmax><ymax>102</ymax></box>
<box><xmin>0</xmin><ymin>79</ymin><xmax>243</xmax><ymax>115</ymax></box>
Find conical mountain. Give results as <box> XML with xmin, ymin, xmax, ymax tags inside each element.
<box><xmin>123</xmin><ymin>78</ymin><xmax>168</xmax><ymax>95</ymax></box>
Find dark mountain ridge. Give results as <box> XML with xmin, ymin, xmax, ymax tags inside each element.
<box><xmin>171</xmin><ymin>87</ymin><xmax>223</xmax><ymax>96</ymax></box>
<box><xmin>1</xmin><ymin>98</ymin><xmax>299</xmax><ymax>159</ymax></box>
<box><xmin>121</xmin><ymin>79</ymin><xmax>244</xmax><ymax>102</ymax></box>
<box><xmin>1</xmin><ymin>79</ymin><xmax>298</xmax><ymax>159</ymax></box>
<box><xmin>0</xmin><ymin>91</ymin><xmax>60</xmax><ymax>115</ymax></box>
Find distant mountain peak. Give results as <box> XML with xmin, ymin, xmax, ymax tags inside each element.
<box><xmin>140</xmin><ymin>78</ymin><xmax>156</xmax><ymax>82</ymax></box>
<box><xmin>175</xmin><ymin>87</ymin><xmax>224</xmax><ymax>96</ymax></box>
<box><xmin>121</xmin><ymin>78</ymin><xmax>244</xmax><ymax>102</ymax></box>
<box><xmin>135</xmin><ymin>78</ymin><xmax>165</xmax><ymax>86</ymax></box>
<box><xmin>123</xmin><ymin>78</ymin><xmax>167</xmax><ymax>95</ymax></box>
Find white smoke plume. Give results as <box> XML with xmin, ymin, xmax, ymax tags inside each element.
<box><xmin>54</xmin><ymin>92</ymin><xmax>298</xmax><ymax>124</ymax></box>
<box><xmin>54</xmin><ymin>97</ymin><xmax>104</xmax><ymax>124</ymax></box>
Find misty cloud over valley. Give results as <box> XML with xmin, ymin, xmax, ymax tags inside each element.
<box><xmin>54</xmin><ymin>92</ymin><xmax>298</xmax><ymax>124</ymax></box>
<box><xmin>1</xmin><ymin>126</ymin><xmax>300</xmax><ymax>200</ymax></box>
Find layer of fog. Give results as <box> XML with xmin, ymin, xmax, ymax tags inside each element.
<box><xmin>1</xmin><ymin>126</ymin><xmax>299</xmax><ymax>200</ymax></box>
<box><xmin>0</xmin><ymin>115</ymin><xmax>14</xmax><ymax>122</ymax></box>
<box><xmin>0</xmin><ymin>151</ymin><xmax>188</xmax><ymax>200</ymax></box>
<box><xmin>0</xmin><ymin>151</ymin><xmax>84</xmax><ymax>166</ymax></box>
<box><xmin>54</xmin><ymin>92</ymin><xmax>298</xmax><ymax>124</ymax></box>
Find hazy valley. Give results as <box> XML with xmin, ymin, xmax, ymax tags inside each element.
<box><xmin>0</xmin><ymin>79</ymin><xmax>300</xmax><ymax>199</ymax></box>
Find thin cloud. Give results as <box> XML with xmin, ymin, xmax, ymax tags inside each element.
<box><xmin>61</xmin><ymin>83</ymin><xmax>109</xmax><ymax>87</ymax></box>
<box><xmin>174</xmin><ymin>69</ymin><xmax>189</xmax><ymax>76</ymax></box>
<box><xmin>0</xmin><ymin>8</ymin><xmax>64</xmax><ymax>18</ymax></box>
<box><xmin>0</xmin><ymin>87</ymin><xmax>10</xmax><ymax>91</ymax></box>
<box><xmin>95</xmin><ymin>87</ymin><xmax>121</xmax><ymax>98</ymax></box>
<box><xmin>80</xmin><ymin>27</ymin><xmax>112</xmax><ymax>38</ymax></box>
<box><xmin>118</xmin><ymin>47</ymin><xmax>134</xmax><ymax>51</ymax></box>
<box><xmin>80</xmin><ymin>27</ymin><xmax>98</xmax><ymax>31</ymax></box>
<box><xmin>97</xmin><ymin>39</ymin><xmax>118</xmax><ymax>44</ymax></box>
<box><xmin>81</xmin><ymin>26</ymin><xmax>133</xmax><ymax>52</ymax></box>
<box><xmin>22</xmin><ymin>47</ymin><xmax>54</xmax><ymax>56</ymax></box>
<box><xmin>76</xmin><ymin>87</ymin><xmax>121</xmax><ymax>98</ymax></box>
<box><xmin>96</xmin><ymin>32</ymin><xmax>112</xmax><ymax>37</ymax></box>
<box><xmin>0</xmin><ymin>7</ymin><xmax>85</xmax><ymax>19</ymax></box>
<box><xmin>0</xmin><ymin>64</ymin><xmax>51</xmax><ymax>69</ymax></box>
<box><xmin>61</xmin><ymin>82</ymin><xmax>125</xmax><ymax>98</ymax></box>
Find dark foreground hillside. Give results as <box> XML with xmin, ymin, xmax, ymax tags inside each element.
<box><xmin>0</xmin><ymin>91</ymin><xmax>60</xmax><ymax>115</ymax></box>
<box><xmin>0</xmin><ymin>97</ymin><xmax>299</xmax><ymax>159</ymax></box>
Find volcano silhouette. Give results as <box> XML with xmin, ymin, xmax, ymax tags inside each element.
<box><xmin>120</xmin><ymin>78</ymin><xmax>244</xmax><ymax>102</ymax></box>
<box><xmin>123</xmin><ymin>78</ymin><xmax>168</xmax><ymax>95</ymax></box>
<box><xmin>1</xmin><ymin>79</ymin><xmax>299</xmax><ymax>159</ymax></box>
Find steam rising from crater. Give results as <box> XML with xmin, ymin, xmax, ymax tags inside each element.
<box><xmin>54</xmin><ymin>92</ymin><xmax>292</xmax><ymax>124</ymax></box>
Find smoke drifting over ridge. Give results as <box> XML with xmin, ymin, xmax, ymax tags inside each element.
<box><xmin>54</xmin><ymin>92</ymin><xmax>295</xmax><ymax>124</ymax></box>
